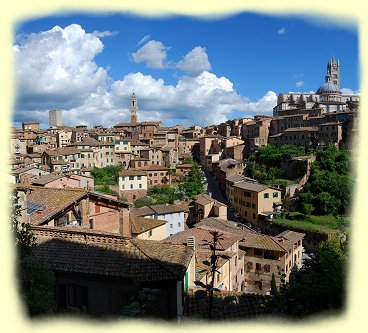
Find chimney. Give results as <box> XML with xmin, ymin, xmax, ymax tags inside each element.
<box><xmin>187</xmin><ymin>236</ymin><xmax>195</xmax><ymax>248</ymax></box>
<box><xmin>120</xmin><ymin>207</ymin><xmax>131</xmax><ymax>237</ymax></box>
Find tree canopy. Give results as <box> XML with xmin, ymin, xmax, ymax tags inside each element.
<box><xmin>266</xmin><ymin>237</ymin><xmax>347</xmax><ymax>318</ymax></box>
<box><xmin>299</xmin><ymin>146</ymin><xmax>353</xmax><ymax>215</ymax></box>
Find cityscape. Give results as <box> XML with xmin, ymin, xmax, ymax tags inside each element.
<box><xmin>9</xmin><ymin>13</ymin><xmax>358</xmax><ymax>322</ymax></box>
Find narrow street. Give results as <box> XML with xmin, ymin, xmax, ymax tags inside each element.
<box><xmin>203</xmin><ymin>169</ymin><xmax>238</xmax><ymax>222</ymax></box>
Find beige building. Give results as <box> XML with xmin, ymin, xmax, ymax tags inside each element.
<box><xmin>119</xmin><ymin>169</ymin><xmax>148</xmax><ymax>203</ymax></box>
<box><xmin>199</xmin><ymin>136</ymin><xmax>223</xmax><ymax>168</ymax></box>
<box><xmin>164</xmin><ymin>226</ymin><xmax>245</xmax><ymax>292</ymax></box>
<box><xmin>233</xmin><ymin>181</ymin><xmax>282</xmax><ymax>225</ymax></box>
<box><xmin>141</xmin><ymin>164</ymin><xmax>171</xmax><ymax>186</ymax></box>
<box><xmin>56</xmin><ymin>130</ymin><xmax>73</xmax><ymax>148</ymax></box>
<box><xmin>242</xmin><ymin>116</ymin><xmax>271</xmax><ymax>155</ymax></box>
<box><xmin>191</xmin><ymin>194</ymin><xmax>228</xmax><ymax>225</ymax></box>
<box><xmin>130</xmin><ymin>215</ymin><xmax>166</xmax><ymax>240</ymax></box>
<box><xmin>240</xmin><ymin>230</ymin><xmax>305</xmax><ymax>293</ymax></box>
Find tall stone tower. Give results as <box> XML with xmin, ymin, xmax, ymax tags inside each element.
<box><xmin>130</xmin><ymin>93</ymin><xmax>138</xmax><ymax>124</ymax></box>
<box><xmin>49</xmin><ymin>109</ymin><xmax>62</xmax><ymax>128</ymax></box>
<box><xmin>326</xmin><ymin>55</ymin><xmax>340</xmax><ymax>89</ymax></box>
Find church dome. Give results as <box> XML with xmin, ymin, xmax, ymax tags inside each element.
<box><xmin>316</xmin><ymin>82</ymin><xmax>340</xmax><ymax>95</ymax></box>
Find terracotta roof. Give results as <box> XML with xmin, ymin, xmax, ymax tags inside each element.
<box><xmin>194</xmin><ymin>193</ymin><xmax>227</xmax><ymax>208</ymax></box>
<box><xmin>11</xmin><ymin>166</ymin><xmax>37</xmax><ymax>175</ymax></box>
<box><xmin>239</xmin><ymin>233</ymin><xmax>287</xmax><ymax>252</ymax></box>
<box><xmin>274</xmin><ymin>230</ymin><xmax>305</xmax><ymax>251</ymax></box>
<box><xmin>31</xmin><ymin>174</ymin><xmax>65</xmax><ymax>185</ymax></box>
<box><xmin>233</xmin><ymin>181</ymin><xmax>269</xmax><ymax>192</ymax></box>
<box><xmin>141</xmin><ymin>165</ymin><xmax>169</xmax><ymax>171</ymax></box>
<box><xmin>163</xmin><ymin>227</ymin><xmax>241</xmax><ymax>251</ymax></box>
<box><xmin>150</xmin><ymin>204</ymin><xmax>186</xmax><ymax>215</ymax></box>
<box><xmin>29</xmin><ymin>226</ymin><xmax>194</xmax><ymax>282</ymax></box>
<box><xmin>16</xmin><ymin>185</ymin><xmax>128</xmax><ymax>225</ymax></box>
<box><xmin>119</xmin><ymin>169</ymin><xmax>148</xmax><ymax>177</ymax></box>
<box><xmin>225</xmin><ymin>174</ymin><xmax>252</xmax><ymax>183</ymax></box>
<box><xmin>130</xmin><ymin>216</ymin><xmax>166</xmax><ymax>234</ymax></box>
<box><xmin>195</xmin><ymin>217</ymin><xmax>251</xmax><ymax>234</ymax></box>
<box><xmin>131</xmin><ymin>206</ymin><xmax>156</xmax><ymax>217</ymax></box>
<box><xmin>44</xmin><ymin>147</ymin><xmax>80</xmax><ymax>156</ymax></box>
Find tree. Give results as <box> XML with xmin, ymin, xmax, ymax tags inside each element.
<box><xmin>302</xmin><ymin>203</ymin><xmax>314</xmax><ymax>216</ymax></box>
<box><xmin>270</xmin><ymin>273</ymin><xmax>279</xmax><ymax>296</ymax></box>
<box><xmin>19</xmin><ymin>261</ymin><xmax>56</xmax><ymax>316</ymax></box>
<box><xmin>11</xmin><ymin>191</ymin><xmax>36</xmax><ymax>257</ymax></box>
<box><xmin>266</xmin><ymin>237</ymin><xmax>347</xmax><ymax>318</ymax></box>
<box><xmin>11</xmin><ymin>190</ymin><xmax>56</xmax><ymax>316</ymax></box>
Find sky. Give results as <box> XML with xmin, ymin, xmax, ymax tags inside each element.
<box><xmin>12</xmin><ymin>12</ymin><xmax>359</xmax><ymax>129</ymax></box>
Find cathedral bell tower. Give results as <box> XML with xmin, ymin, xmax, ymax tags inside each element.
<box><xmin>130</xmin><ymin>93</ymin><xmax>138</xmax><ymax>124</ymax></box>
<box><xmin>327</xmin><ymin>54</ymin><xmax>340</xmax><ymax>89</ymax></box>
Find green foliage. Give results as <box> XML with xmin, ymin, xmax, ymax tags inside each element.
<box><xmin>11</xmin><ymin>191</ymin><xmax>36</xmax><ymax>258</ymax></box>
<box><xmin>91</xmin><ymin>165</ymin><xmax>124</xmax><ymax>185</ymax></box>
<box><xmin>266</xmin><ymin>237</ymin><xmax>347</xmax><ymax>318</ymax></box>
<box><xmin>270</xmin><ymin>273</ymin><xmax>279</xmax><ymax>296</ymax></box>
<box><xmin>179</xmin><ymin>161</ymin><xmax>204</xmax><ymax>197</ymax></box>
<box><xmin>302</xmin><ymin>203</ymin><xmax>314</xmax><ymax>216</ymax></box>
<box><xmin>299</xmin><ymin>146</ymin><xmax>352</xmax><ymax>215</ymax></box>
<box><xmin>246</xmin><ymin>145</ymin><xmax>305</xmax><ymax>183</ymax></box>
<box><xmin>94</xmin><ymin>184</ymin><xmax>119</xmax><ymax>196</ymax></box>
<box><xmin>19</xmin><ymin>261</ymin><xmax>56</xmax><ymax>316</ymax></box>
<box><xmin>274</xmin><ymin>214</ymin><xmax>348</xmax><ymax>234</ymax></box>
<box><xmin>181</xmin><ymin>157</ymin><xmax>195</xmax><ymax>165</ymax></box>
<box><xmin>135</xmin><ymin>196</ymin><xmax>155</xmax><ymax>208</ymax></box>
<box><xmin>134</xmin><ymin>161</ymin><xmax>204</xmax><ymax>207</ymax></box>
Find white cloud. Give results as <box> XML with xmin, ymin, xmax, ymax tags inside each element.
<box><xmin>131</xmin><ymin>40</ymin><xmax>170</xmax><ymax>69</ymax></box>
<box><xmin>176</xmin><ymin>46</ymin><xmax>211</xmax><ymax>76</ymax></box>
<box><xmin>340</xmin><ymin>87</ymin><xmax>360</xmax><ymax>95</ymax></box>
<box><xmin>243</xmin><ymin>91</ymin><xmax>277</xmax><ymax>115</ymax></box>
<box><xmin>13</xmin><ymin>24</ymin><xmax>278</xmax><ymax>128</ymax></box>
<box><xmin>110</xmin><ymin>71</ymin><xmax>245</xmax><ymax>126</ymax></box>
<box><xmin>13</xmin><ymin>24</ymin><xmax>108</xmax><ymax>112</ymax></box>
<box><xmin>92</xmin><ymin>30</ymin><xmax>118</xmax><ymax>38</ymax></box>
<box><xmin>278</xmin><ymin>27</ymin><xmax>286</xmax><ymax>35</ymax></box>
<box><xmin>137</xmin><ymin>34</ymin><xmax>151</xmax><ymax>46</ymax></box>
<box><xmin>296</xmin><ymin>81</ymin><xmax>305</xmax><ymax>87</ymax></box>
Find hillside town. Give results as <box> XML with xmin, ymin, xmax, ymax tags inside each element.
<box><xmin>10</xmin><ymin>56</ymin><xmax>356</xmax><ymax>320</ymax></box>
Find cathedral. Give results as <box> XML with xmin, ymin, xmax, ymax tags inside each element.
<box><xmin>273</xmin><ymin>56</ymin><xmax>359</xmax><ymax>116</ymax></box>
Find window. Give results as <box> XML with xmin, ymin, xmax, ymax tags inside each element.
<box><xmin>121</xmin><ymin>176</ymin><xmax>125</xmax><ymax>181</ymax></box>
<box><xmin>122</xmin><ymin>185</ymin><xmax>125</xmax><ymax>190</ymax></box>
<box><xmin>170</xmin><ymin>224</ymin><xmax>173</xmax><ymax>229</ymax></box>
<box><xmin>247</xmin><ymin>262</ymin><xmax>253</xmax><ymax>270</ymax></box>
<box><xmin>264</xmin><ymin>264</ymin><xmax>270</xmax><ymax>273</ymax></box>
<box><xmin>139</xmin><ymin>184</ymin><xmax>142</xmax><ymax>189</ymax></box>
<box><xmin>255</xmin><ymin>263</ymin><xmax>262</xmax><ymax>271</ymax></box>
<box><xmin>178</xmin><ymin>222</ymin><xmax>181</xmax><ymax>228</ymax></box>
<box><xmin>154</xmin><ymin>173</ymin><xmax>158</xmax><ymax>176</ymax></box>
<box><xmin>137</xmin><ymin>176</ymin><xmax>141</xmax><ymax>180</ymax></box>
<box><xmin>66</xmin><ymin>284</ymin><xmax>88</xmax><ymax>309</ymax></box>
<box><xmin>264</xmin><ymin>193</ymin><xmax>269</xmax><ymax>199</ymax></box>
<box><xmin>148</xmin><ymin>230</ymin><xmax>152</xmax><ymax>237</ymax></box>
<box><xmin>129</xmin><ymin>176</ymin><xmax>134</xmax><ymax>180</ymax></box>
<box><xmin>273</xmin><ymin>192</ymin><xmax>278</xmax><ymax>198</ymax></box>
<box><xmin>130</xmin><ymin>184</ymin><xmax>133</xmax><ymax>189</ymax></box>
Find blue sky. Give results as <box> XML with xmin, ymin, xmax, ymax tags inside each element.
<box><xmin>13</xmin><ymin>12</ymin><xmax>359</xmax><ymax>128</ymax></box>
